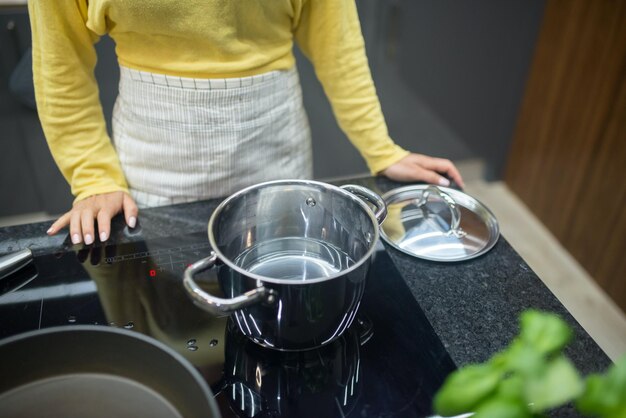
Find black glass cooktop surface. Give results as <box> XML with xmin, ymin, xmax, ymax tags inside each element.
<box><xmin>0</xmin><ymin>233</ymin><xmax>456</xmax><ymax>417</ymax></box>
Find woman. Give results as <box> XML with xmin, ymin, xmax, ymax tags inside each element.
<box><xmin>30</xmin><ymin>0</ymin><xmax>464</xmax><ymax>245</ymax></box>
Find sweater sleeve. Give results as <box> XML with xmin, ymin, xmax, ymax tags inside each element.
<box><xmin>293</xmin><ymin>0</ymin><xmax>409</xmax><ymax>174</ymax></box>
<box><xmin>28</xmin><ymin>0</ymin><xmax>128</xmax><ymax>202</ymax></box>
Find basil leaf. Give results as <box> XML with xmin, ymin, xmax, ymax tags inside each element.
<box><xmin>519</xmin><ymin>310</ymin><xmax>572</xmax><ymax>355</ymax></box>
<box><xmin>525</xmin><ymin>356</ymin><xmax>584</xmax><ymax>412</ymax></box>
<box><xmin>472</xmin><ymin>398</ymin><xmax>532</xmax><ymax>418</ymax></box>
<box><xmin>497</xmin><ymin>374</ymin><xmax>525</xmax><ymax>402</ymax></box>
<box><xmin>503</xmin><ymin>340</ymin><xmax>546</xmax><ymax>377</ymax></box>
<box><xmin>576</xmin><ymin>356</ymin><xmax>626</xmax><ymax>418</ymax></box>
<box><xmin>433</xmin><ymin>363</ymin><xmax>501</xmax><ymax>416</ymax></box>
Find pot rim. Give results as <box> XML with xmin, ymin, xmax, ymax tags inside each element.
<box><xmin>207</xmin><ymin>179</ymin><xmax>380</xmax><ymax>285</ymax></box>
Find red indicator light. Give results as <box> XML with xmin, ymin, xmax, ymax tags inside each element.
<box><xmin>149</xmin><ymin>269</ymin><xmax>157</xmax><ymax>277</ymax></box>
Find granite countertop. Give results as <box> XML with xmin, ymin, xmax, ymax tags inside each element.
<box><xmin>0</xmin><ymin>176</ymin><xmax>612</xmax><ymax>416</ymax></box>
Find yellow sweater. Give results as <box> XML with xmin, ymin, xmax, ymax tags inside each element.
<box><xmin>29</xmin><ymin>0</ymin><xmax>409</xmax><ymax>202</ymax></box>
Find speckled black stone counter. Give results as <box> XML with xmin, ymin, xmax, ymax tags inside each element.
<box><xmin>0</xmin><ymin>176</ymin><xmax>611</xmax><ymax>417</ymax></box>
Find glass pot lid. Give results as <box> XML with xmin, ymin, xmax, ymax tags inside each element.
<box><xmin>380</xmin><ymin>185</ymin><xmax>499</xmax><ymax>262</ymax></box>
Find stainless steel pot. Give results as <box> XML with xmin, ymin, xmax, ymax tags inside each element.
<box><xmin>184</xmin><ymin>180</ymin><xmax>386</xmax><ymax>351</ymax></box>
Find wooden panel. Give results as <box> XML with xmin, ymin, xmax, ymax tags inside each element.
<box><xmin>505</xmin><ymin>0</ymin><xmax>626</xmax><ymax>312</ymax></box>
<box><xmin>569</xmin><ymin>76</ymin><xmax>626</xmax><ymax>297</ymax></box>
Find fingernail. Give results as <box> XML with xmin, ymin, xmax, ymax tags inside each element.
<box><xmin>100</xmin><ymin>231</ymin><xmax>108</xmax><ymax>242</ymax></box>
<box><xmin>438</xmin><ymin>178</ymin><xmax>450</xmax><ymax>187</ymax></box>
<box><xmin>128</xmin><ymin>216</ymin><xmax>137</xmax><ymax>229</ymax></box>
<box><xmin>71</xmin><ymin>234</ymin><xmax>81</xmax><ymax>244</ymax></box>
<box><xmin>46</xmin><ymin>227</ymin><xmax>54</xmax><ymax>234</ymax></box>
<box><xmin>84</xmin><ymin>234</ymin><xmax>93</xmax><ymax>245</ymax></box>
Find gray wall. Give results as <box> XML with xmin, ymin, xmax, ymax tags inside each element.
<box><xmin>297</xmin><ymin>0</ymin><xmax>545</xmax><ymax>180</ymax></box>
<box><xmin>0</xmin><ymin>9</ymin><xmax>119</xmax><ymax>217</ymax></box>
<box><xmin>395</xmin><ymin>0</ymin><xmax>545</xmax><ymax>179</ymax></box>
<box><xmin>299</xmin><ymin>0</ymin><xmax>478</xmax><ymax>180</ymax></box>
<box><xmin>0</xmin><ymin>9</ymin><xmax>60</xmax><ymax>216</ymax></box>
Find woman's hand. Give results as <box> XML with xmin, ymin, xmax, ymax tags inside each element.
<box><xmin>46</xmin><ymin>191</ymin><xmax>138</xmax><ymax>245</ymax></box>
<box><xmin>381</xmin><ymin>153</ymin><xmax>465</xmax><ymax>189</ymax></box>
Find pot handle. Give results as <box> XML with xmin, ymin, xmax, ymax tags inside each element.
<box><xmin>340</xmin><ymin>185</ymin><xmax>387</xmax><ymax>224</ymax></box>
<box><xmin>183</xmin><ymin>252</ymin><xmax>277</xmax><ymax>316</ymax></box>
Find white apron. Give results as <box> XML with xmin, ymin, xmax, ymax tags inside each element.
<box><xmin>112</xmin><ymin>66</ymin><xmax>313</xmax><ymax>208</ymax></box>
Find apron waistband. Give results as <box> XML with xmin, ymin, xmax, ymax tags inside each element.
<box><xmin>119</xmin><ymin>66</ymin><xmax>283</xmax><ymax>90</ymax></box>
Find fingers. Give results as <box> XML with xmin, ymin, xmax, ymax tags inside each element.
<box><xmin>382</xmin><ymin>153</ymin><xmax>466</xmax><ymax>188</ymax></box>
<box><xmin>70</xmin><ymin>210</ymin><xmax>82</xmax><ymax>245</ymax></box>
<box><xmin>122</xmin><ymin>194</ymin><xmax>139</xmax><ymax>229</ymax></box>
<box><xmin>416</xmin><ymin>167</ymin><xmax>450</xmax><ymax>187</ymax></box>
<box><xmin>45</xmin><ymin>191</ymin><xmax>130</xmax><ymax>245</ymax></box>
<box><xmin>419</xmin><ymin>156</ymin><xmax>465</xmax><ymax>188</ymax></box>
<box><xmin>80</xmin><ymin>209</ymin><xmax>96</xmax><ymax>245</ymax></box>
<box><xmin>96</xmin><ymin>209</ymin><xmax>112</xmax><ymax>242</ymax></box>
<box><xmin>47</xmin><ymin>212</ymin><xmax>71</xmax><ymax>236</ymax></box>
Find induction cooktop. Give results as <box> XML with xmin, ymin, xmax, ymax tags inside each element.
<box><xmin>0</xmin><ymin>232</ymin><xmax>456</xmax><ymax>417</ymax></box>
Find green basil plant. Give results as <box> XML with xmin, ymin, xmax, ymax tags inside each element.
<box><xmin>433</xmin><ymin>310</ymin><xmax>626</xmax><ymax>418</ymax></box>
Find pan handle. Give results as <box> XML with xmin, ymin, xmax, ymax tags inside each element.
<box><xmin>340</xmin><ymin>184</ymin><xmax>387</xmax><ymax>224</ymax></box>
<box><xmin>183</xmin><ymin>252</ymin><xmax>276</xmax><ymax>316</ymax></box>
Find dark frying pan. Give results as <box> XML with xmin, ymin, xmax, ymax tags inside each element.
<box><xmin>0</xmin><ymin>326</ymin><xmax>221</xmax><ymax>418</ymax></box>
